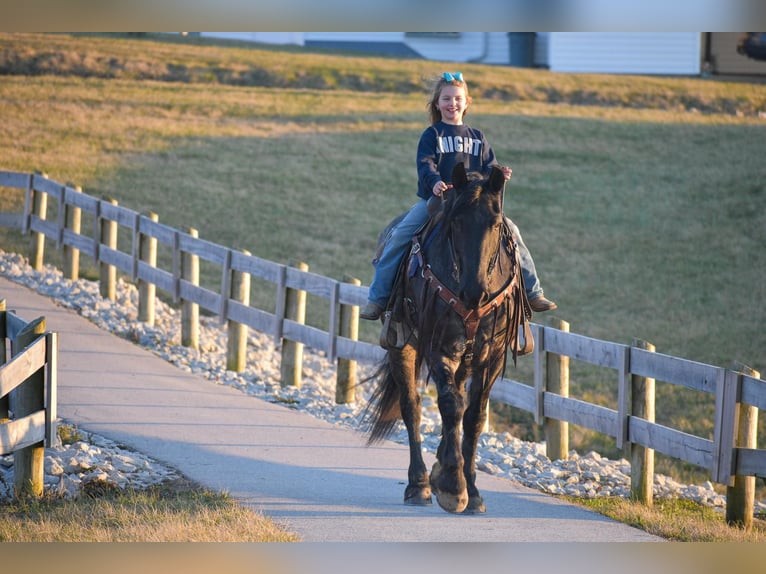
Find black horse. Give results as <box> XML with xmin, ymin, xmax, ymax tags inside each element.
<box><xmin>364</xmin><ymin>163</ymin><xmax>532</xmax><ymax>514</ymax></box>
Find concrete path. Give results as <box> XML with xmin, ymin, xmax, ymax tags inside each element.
<box><xmin>1</xmin><ymin>276</ymin><xmax>663</xmax><ymax>542</ymax></box>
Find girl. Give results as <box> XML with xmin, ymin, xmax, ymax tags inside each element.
<box><xmin>361</xmin><ymin>71</ymin><xmax>556</xmax><ymax>320</ymax></box>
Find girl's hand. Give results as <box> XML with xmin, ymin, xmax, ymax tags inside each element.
<box><xmin>433</xmin><ymin>180</ymin><xmax>449</xmax><ymax>196</ymax></box>
<box><xmin>500</xmin><ymin>166</ymin><xmax>512</xmax><ymax>181</ymax></box>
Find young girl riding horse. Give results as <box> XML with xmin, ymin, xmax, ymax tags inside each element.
<box><xmin>361</xmin><ymin>71</ymin><xmax>556</xmax><ymax>321</ymax></box>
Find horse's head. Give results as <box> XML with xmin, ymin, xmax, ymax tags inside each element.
<box><xmin>440</xmin><ymin>163</ymin><xmax>508</xmax><ymax>309</ymax></box>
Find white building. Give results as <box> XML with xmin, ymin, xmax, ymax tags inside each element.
<box><xmin>199</xmin><ymin>32</ymin><xmax>766</xmax><ymax>76</ymax></box>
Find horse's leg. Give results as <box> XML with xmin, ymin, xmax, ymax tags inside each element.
<box><xmin>391</xmin><ymin>344</ymin><xmax>431</xmax><ymax>505</ymax></box>
<box><xmin>460</xmin><ymin>356</ymin><xmax>505</xmax><ymax>514</ymax></box>
<box><xmin>429</xmin><ymin>355</ymin><xmax>469</xmax><ymax>514</ymax></box>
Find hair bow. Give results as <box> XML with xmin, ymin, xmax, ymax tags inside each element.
<box><xmin>443</xmin><ymin>71</ymin><xmax>464</xmax><ymax>82</ymax></box>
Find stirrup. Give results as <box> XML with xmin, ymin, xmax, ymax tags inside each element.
<box><xmin>380</xmin><ymin>311</ymin><xmax>406</xmax><ymax>349</ymax></box>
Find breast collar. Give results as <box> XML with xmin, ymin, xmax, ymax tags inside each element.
<box><xmin>411</xmin><ymin>235</ymin><xmax>519</xmax><ymax>357</ymax></box>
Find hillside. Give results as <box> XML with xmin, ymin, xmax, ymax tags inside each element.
<box><xmin>2</xmin><ymin>33</ymin><xmax>765</xmax><ymax>115</ymax></box>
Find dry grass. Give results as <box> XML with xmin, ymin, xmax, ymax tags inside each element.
<box><xmin>575</xmin><ymin>496</ymin><xmax>766</xmax><ymax>542</ymax></box>
<box><xmin>2</xmin><ymin>32</ymin><xmax>764</xmax><ymax>115</ymax></box>
<box><xmin>0</xmin><ymin>477</ymin><xmax>298</xmax><ymax>542</ymax></box>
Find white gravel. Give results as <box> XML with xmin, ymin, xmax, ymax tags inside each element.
<box><xmin>0</xmin><ymin>250</ymin><xmax>763</xmax><ymax>516</ymax></box>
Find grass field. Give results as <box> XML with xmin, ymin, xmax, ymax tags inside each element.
<box><xmin>1</xmin><ymin>32</ymin><xmax>765</xmax><ymax>488</ymax></box>
<box><xmin>0</xmin><ymin>477</ymin><xmax>298</xmax><ymax>542</ymax></box>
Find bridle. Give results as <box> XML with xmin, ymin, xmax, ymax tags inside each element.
<box><xmin>411</xmin><ymin>223</ymin><xmax>533</xmax><ymax>362</ymax></box>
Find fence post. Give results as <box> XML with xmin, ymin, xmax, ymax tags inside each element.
<box><xmin>63</xmin><ymin>183</ymin><xmax>82</xmax><ymax>280</ymax></box>
<box><xmin>726</xmin><ymin>361</ymin><xmax>759</xmax><ymax>530</ymax></box>
<box><xmin>29</xmin><ymin>173</ymin><xmax>48</xmax><ymax>271</ymax></box>
<box><xmin>138</xmin><ymin>212</ymin><xmax>159</xmax><ymax>326</ymax></box>
<box><xmin>544</xmin><ymin>317</ymin><xmax>569</xmax><ymax>461</ymax></box>
<box><xmin>0</xmin><ymin>299</ymin><xmax>7</xmax><ymax>420</ymax></box>
<box><xmin>630</xmin><ymin>338</ymin><xmax>656</xmax><ymax>506</ymax></box>
<box><xmin>99</xmin><ymin>197</ymin><xmax>118</xmax><ymax>301</ymax></box>
<box><xmin>335</xmin><ymin>275</ymin><xmax>360</xmax><ymax>404</ymax></box>
<box><xmin>181</xmin><ymin>227</ymin><xmax>200</xmax><ymax>349</ymax></box>
<box><xmin>10</xmin><ymin>316</ymin><xmax>46</xmax><ymax>498</ymax></box>
<box><xmin>226</xmin><ymin>250</ymin><xmax>251</xmax><ymax>372</ymax></box>
<box><xmin>281</xmin><ymin>260</ymin><xmax>308</xmax><ymax>388</ymax></box>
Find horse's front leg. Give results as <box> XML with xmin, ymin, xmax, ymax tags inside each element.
<box><xmin>390</xmin><ymin>344</ymin><xmax>431</xmax><ymax>505</ymax></box>
<box><xmin>429</xmin><ymin>353</ymin><xmax>469</xmax><ymax>514</ymax></box>
<box><xmin>461</xmin><ymin>355</ymin><xmax>505</xmax><ymax>514</ymax></box>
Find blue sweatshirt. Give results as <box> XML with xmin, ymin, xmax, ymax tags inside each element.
<box><xmin>416</xmin><ymin>121</ymin><xmax>499</xmax><ymax>200</ymax></box>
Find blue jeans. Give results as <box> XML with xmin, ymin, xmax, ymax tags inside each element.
<box><xmin>367</xmin><ymin>199</ymin><xmax>544</xmax><ymax>307</ymax></box>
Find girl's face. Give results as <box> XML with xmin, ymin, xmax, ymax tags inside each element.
<box><xmin>437</xmin><ymin>84</ymin><xmax>468</xmax><ymax>125</ymax></box>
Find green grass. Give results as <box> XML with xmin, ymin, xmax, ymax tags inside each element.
<box><xmin>1</xmin><ymin>31</ymin><xmax>765</xmax><ymax>496</ymax></box>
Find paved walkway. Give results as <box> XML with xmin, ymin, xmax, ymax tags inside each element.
<box><xmin>1</xmin><ymin>276</ymin><xmax>662</xmax><ymax>542</ymax></box>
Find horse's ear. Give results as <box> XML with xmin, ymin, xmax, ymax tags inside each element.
<box><xmin>451</xmin><ymin>163</ymin><xmax>468</xmax><ymax>189</ymax></box>
<box><xmin>489</xmin><ymin>165</ymin><xmax>505</xmax><ymax>193</ymax></box>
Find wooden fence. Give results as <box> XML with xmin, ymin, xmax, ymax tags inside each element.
<box><xmin>0</xmin><ymin>298</ymin><xmax>59</xmax><ymax>497</ymax></box>
<box><xmin>1</xmin><ymin>169</ymin><xmax>764</xmax><ymax>526</ymax></box>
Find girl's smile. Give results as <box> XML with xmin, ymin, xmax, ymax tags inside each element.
<box><xmin>438</xmin><ymin>85</ymin><xmax>468</xmax><ymax>125</ymax></box>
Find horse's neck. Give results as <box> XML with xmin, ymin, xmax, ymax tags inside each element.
<box><xmin>421</xmin><ymin>227</ymin><xmax>459</xmax><ymax>290</ymax></box>
<box><xmin>417</xmin><ymin>211</ymin><xmax>443</xmax><ymax>248</ymax></box>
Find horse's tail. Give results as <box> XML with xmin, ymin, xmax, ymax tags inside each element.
<box><xmin>362</xmin><ymin>353</ymin><xmax>402</xmax><ymax>445</ymax></box>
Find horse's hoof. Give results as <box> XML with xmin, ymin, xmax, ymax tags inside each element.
<box><xmin>434</xmin><ymin>490</ymin><xmax>469</xmax><ymax>513</ymax></box>
<box><xmin>430</xmin><ymin>461</ymin><xmax>468</xmax><ymax>514</ymax></box>
<box><xmin>462</xmin><ymin>495</ymin><xmax>486</xmax><ymax>514</ymax></box>
<box><xmin>404</xmin><ymin>485</ymin><xmax>432</xmax><ymax>506</ymax></box>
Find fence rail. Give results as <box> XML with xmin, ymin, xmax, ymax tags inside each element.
<box><xmin>0</xmin><ymin>298</ymin><xmax>58</xmax><ymax>498</ymax></box>
<box><xmin>492</xmin><ymin>327</ymin><xmax>760</xmax><ymax>481</ymax></box>
<box><xmin>1</xmin><ymin>169</ymin><xmax>764</xmax><ymax>525</ymax></box>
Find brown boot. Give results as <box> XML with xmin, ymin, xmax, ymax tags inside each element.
<box><xmin>360</xmin><ymin>302</ymin><xmax>384</xmax><ymax>321</ymax></box>
<box><xmin>529</xmin><ymin>295</ymin><xmax>557</xmax><ymax>313</ymax></box>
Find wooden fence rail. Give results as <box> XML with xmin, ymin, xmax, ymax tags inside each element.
<box><xmin>0</xmin><ymin>298</ymin><xmax>59</xmax><ymax>498</ymax></box>
<box><xmin>1</xmin><ymin>169</ymin><xmax>764</xmax><ymax>526</ymax></box>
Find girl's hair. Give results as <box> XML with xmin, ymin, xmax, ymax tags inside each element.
<box><xmin>427</xmin><ymin>73</ymin><xmax>472</xmax><ymax>125</ymax></box>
